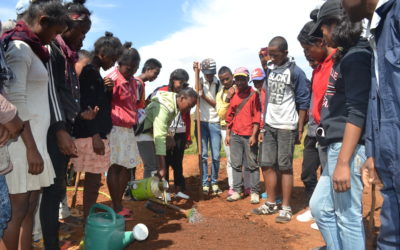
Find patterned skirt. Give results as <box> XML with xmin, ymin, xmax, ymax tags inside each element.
<box><xmin>71</xmin><ymin>137</ymin><xmax>110</xmax><ymax>174</ymax></box>
<box><xmin>109</xmin><ymin>126</ymin><xmax>141</xmax><ymax>169</ymax></box>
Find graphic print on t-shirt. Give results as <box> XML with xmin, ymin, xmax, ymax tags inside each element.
<box><xmin>267</xmin><ymin>69</ymin><xmax>291</xmax><ymax>105</ymax></box>
<box><xmin>322</xmin><ymin>68</ymin><xmax>339</xmax><ymax>109</ymax></box>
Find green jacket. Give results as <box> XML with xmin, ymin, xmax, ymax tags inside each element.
<box><xmin>143</xmin><ymin>91</ymin><xmax>178</xmax><ymax>156</ymax></box>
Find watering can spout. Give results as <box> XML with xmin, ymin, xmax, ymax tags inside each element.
<box><xmin>123</xmin><ymin>223</ymin><xmax>149</xmax><ymax>247</ymax></box>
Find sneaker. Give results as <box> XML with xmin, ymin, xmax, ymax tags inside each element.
<box><xmin>211</xmin><ymin>184</ymin><xmax>223</xmax><ymax>195</ymax></box>
<box><xmin>252</xmin><ymin>202</ymin><xmax>278</xmax><ymax>215</ymax></box>
<box><xmin>310</xmin><ymin>222</ymin><xmax>319</xmax><ymax>230</ymax></box>
<box><xmin>175</xmin><ymin>191</ymin><xmax>190</xmax><ymax>200</ymax></box>
<box><xmin>227</xmin><ymin>188</ymin><xmax>234</xmax><ymax>196</ymax></box>
<box><xmin>275</xmin><ymin>208</ymin><xmax>292</xmax><ymax>224</ymax></box>
<box><xmin>296</xmin><ymin>209</ymin><xmax>314</xmax><ymax>222</ymax></box>
<box><xmin>250</xmin><ymin>193</ymin><xmax>260</xmax><ymax>204</ymax></box>
<box><xmin>260</xmin><ymin>192</ymin><xmax>268</xmax><ymax>199</ymax></box>
<box><xmin>202</xmin><ymin>186</ymin><xmax>209</xmax><ymax>195</ymax></box>
<box><xmin>226</xmin><ymin>192</ymin><xmax>242</xmax><ymax>202</ymax></box>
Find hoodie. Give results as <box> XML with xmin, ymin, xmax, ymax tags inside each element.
<box><xmin>264</xmin><ymin>58</ymin><xmax>310</xmax><ymax>130</ymax></box>
<box><xmin>143</xmin><ymin>91</ymin><xmax>178</xmax><ymax>156</ymax></box>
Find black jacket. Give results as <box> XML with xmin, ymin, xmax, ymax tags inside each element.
<box><xmin>320</xmin><ymin>38</ymin><xmax>372</xmax><ymax>145</ymax></box>
<box><xmin>47</xmin><ymin>41</ymin><xmax>81</xmax><ymax>132</ymax></box>
<box><xmin>72</xmin><ymin>64</ymin><xmax>112</xmax><ymax>139</ymax></box>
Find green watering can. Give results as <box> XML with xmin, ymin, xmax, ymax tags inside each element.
<box><xmin>130</xmin><ymin>176</ymin><xmax>169</xmax><ymax>201</ymax></box>
<box><xmin>84</xmin><ymin>203</ymin><xmax>148</xmax><ymax>250</ymax></box>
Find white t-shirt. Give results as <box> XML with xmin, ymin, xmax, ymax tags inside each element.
<box><xmin>196</xmin><ymin>76</ymin><xmax>219</xmax><ymax>123</ymax></box>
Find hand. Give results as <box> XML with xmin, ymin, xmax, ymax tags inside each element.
<box><xmin>157</xmin><ymin>166</ymin><xmax>166</xmax><ymax>179</ymax></box>
<box><xmin>3</xmin><ymin>115</ymin><xmax>24</xmax><ymax>140</ymax></box>
<box><xmin>26</xmin><ymin>147</ymin><xmax>44</xmax><ymax>175</ymax></box>
<box><xmin>226</xmin><ymin>86</ymin><xmax>236</xmax><ymax>101</ymax></box>
<box><xmin>0</xmin><ymin>124</ymin><xmax>10</xmax><ymax>146</ymax></box>
<box><xmin>258</xmin><ymin>132</ymin><xmax>264</xmax><ymax>143</ymax></box>
<box><xmin>103</xmin><ymin>77</ymin><xmax>114</xmax><ymax>89</ymax></box>
<box><xmin>296</xmin><ymin>130</ymin><xmax>303</xmax><ymax>145</ymax></box>
<box><xmin>193</xmin><ymin>61</ymin><xmax>200</xmax><ymax>72</ymax></box>
<box><xmin>185</xmin><ymin>140</ymin><xmax>192</xmax><ymax>149</ymax></box>
<box><xmin>332</xmin><ymin>160</ymin><xmax>351</xmax><ymax>192</ymax></box>
<box><xmin>92</xmin><ymin>134</ymin><xmax>105</xmax><ymax>155</ymax></box>
<box><xmin>80</xmin><ymin>106</ymin><xmax>100</xmax><ymax>120</ymax></box>
<box><xmin>362</xmin><ymin>157</ymin><xmax>381</xmax><ymax>188</ymax></box>
<box><xmin>249</xmin><ymin>135</ymin><xmax>257</xmax><ymax>147</ymax></box>
<box><xmin>56</xmin><ymin>129</ymin><xmax>78</xmax><ymax>157</ymax></box>
<box><xmin>225</xmin><ymin>134</ymin><xmax>231</xmax><ymax>146</ymax></box>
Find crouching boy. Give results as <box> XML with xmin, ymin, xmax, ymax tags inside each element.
<box><xmin>225</xmin><ymin>67</ymin><xmax>261</xmax><ymax>204</ymax></box>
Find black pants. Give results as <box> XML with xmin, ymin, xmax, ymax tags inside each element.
<box><xmin>40</xmin><ymin>125</ymin><xmax>69</xmax><ymax>250</ymax></box>
<box><xmin>301</xmin><ymin>135</ymin><xmax>321</xmax><ymax>203</ymax></box>
<box><xmin>165</xmin><ymin>133</ymin><xmax>187</xmax><ymax>190</ymax></box>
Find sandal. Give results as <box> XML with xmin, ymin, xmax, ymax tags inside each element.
<box><xmin>60</xmin><ymin>240</ymin><xmax>73</xmax><ymax>250</ymax></box>
<box><xmin>118</xmin><ymin>208</ymin><xmax>134</xmax><ymax>221</ymax></box>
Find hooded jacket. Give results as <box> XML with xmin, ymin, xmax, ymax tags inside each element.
<box><xmin>143</xmin><ymin>91</ymin><xmax>178</xmax><ymax>156</ymax></box>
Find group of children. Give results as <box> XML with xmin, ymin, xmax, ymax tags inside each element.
<box><xmin>0</xmin><ymin>0</ymin><xmax>400</xmax><ymax>249</ymax></box>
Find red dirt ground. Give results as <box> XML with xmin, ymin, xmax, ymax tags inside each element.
<box><xmin>61</xmin><ymin>155</ymin><xmax>383</xmax><ymax>250</ymax></box>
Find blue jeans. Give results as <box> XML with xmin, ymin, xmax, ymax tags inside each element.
<box><xmin>310</xmin><ymin>143</ymin><xmax>366</xmax><ymax>250</ymax></box>
<box><xmin>0</xmin><ymin>175</ymin><xmax>11</xmax><ymax>238</ymax></box>
<box><xmin>199</xmin><ymin>121</ymin><xmax>221</xmax><ymax>186</ymax></box>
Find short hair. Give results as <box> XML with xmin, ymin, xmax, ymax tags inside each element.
<box><xmin>177</xmin><ymin>87</ymin><xmax>198</xmax><ymax>100</ymax></box>
<box><xmin>77</xmin><ymin>49</ymin><xmax>90</xmax><ymax>60</ymax></box>
<box><xmin>94</xmin><ymin>31</ymin><xmax>123</xmax><ymax>58</ymax></box>
<box><xmin>64</xmin><ymin>0</ymin><xmax>91</xmax><ymax>29</ymax></box>
<box><xmin>141</xmin><ymin>58</ymin><xmax>162</xmax><ymax>73</ymax></box>
<box><xmin>25</xmin><ymin>0</ymin><xmax>68</xmax><ymax>27</ymax></box>
<box><xmin>118</xmin><ymin>42</ymin><xmax>140</xmax><ymax>67</ymax></box>
<box><xmin>269</xmin><ymin>36</ymin><xmax>288</xmax><ymax>51</ymax></box>
<box><xmin>218</xmin><ymin>66</ymin><xmax>232</xmax><ymax>75</ymax></box>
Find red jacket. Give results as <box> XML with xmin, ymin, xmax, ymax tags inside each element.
<box><xmin>158</xmin><ymin>86</ymin><xmax>192</xmax><ymax>142</ymax></box>
<box><xmin>108</xmin><ymin>67</ymin><xmax>137</xmax><ymax>128</ymax></box>
<box><xmin>312</xmin><ymin>49</ymin><xmax>336</xmax><ymax>124</ymax></box>
<box><xmin>226</xmin><ymin>87</ymin><xmax>261</xmax><ymax>136</ymax></box>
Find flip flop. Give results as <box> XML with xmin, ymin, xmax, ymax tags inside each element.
<box><xmin>60</xmin><ymin>240</ymin><xmax>74</xmax><ymax>250</ymax></box>
<box><xmin>118</xmin><ymin>209</ymin><xmax>134</xmax><ymax>221</ymax></box>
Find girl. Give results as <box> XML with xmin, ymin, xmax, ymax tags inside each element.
<box><xmin>106</xmin><ymin>42</ymin><xmax>141</xmax><ymax>217</ymax></box>
<box><xmin>1</xmin><ymin>0</ymin><xmax>68</xmax><ymax>249</ymax></box>
<box><xmin>71</xmin><ymin>32</ymin><xmax>123</xmax><ymax>219</ymax></box>
<box><xmin>40</xmin><ymin>0</ymin><xmax>92</xmax><ymax>248</ymax></box>
<box><xmin>158</xmin><ymin>69</ymin><xmax>191</xmax><ymax>199</ymax></box>
<box><xmin>309</xmin><ymin>11</ymin><xmax>371</xmax><ymax>250</ymax></box>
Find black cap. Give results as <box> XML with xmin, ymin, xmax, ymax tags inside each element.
<box><xmin>309</xmin><ymin>0</ymin><xmax>343</xmax><ymax>36</ymax></box>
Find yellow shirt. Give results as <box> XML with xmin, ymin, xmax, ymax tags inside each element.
<box><xmin>216</xmin><ymin>88</ymin><xmax>230</xmax><ymax>127</ymax></box>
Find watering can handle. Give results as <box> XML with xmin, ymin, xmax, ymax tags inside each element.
<box><xmin>89</xmin><ymin>203</ymin><xmax>116</xmax><ymax>224</ymax></box>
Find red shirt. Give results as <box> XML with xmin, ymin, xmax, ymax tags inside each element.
<box><xmin>226</xmin><ymin>87</ymin><xmax>261</xmax><ymax>136</ymax></box>
<box><xmin>158</xmin><ymin>86</ymin><xmax>192</xmax><ymax>142</ymax></box>
<box><xmin>312</xmin><ymin>49</ymin><xmax>336</xmax><ymax>124</ymax></box>
<box><xmin>108</xmin><ymin>67</ymin><xmax>137</xmax><ymax>128</ymax></box>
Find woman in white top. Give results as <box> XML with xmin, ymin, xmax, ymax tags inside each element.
<box><xmin>1</xmin><ymin>1</ymin><xmax>68</xmax><ymax>249</ymax></box>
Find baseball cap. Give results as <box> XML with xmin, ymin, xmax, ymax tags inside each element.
<box><xmin>251</xmin><ymin>68</ymin><xmax>265</xmax><ymax>81</ymax></box>
<box><xmin>309</xmin><ymin>0</ymin><xmax>343</xmax><ymax>36</ymax></box>
<box><xmin>201</xmin><ymin>58</ymin><xmax>216</xmax><ymax>75</ymax></box>
<box><xmin>233</xmin><ymin>67</ymin><xmax>250</xmax><ymax>78</ymax></box>
<box><xmin>16</xmin><ymin>0</ymin><xmax>31</xmax><ymax>16</ymax></box>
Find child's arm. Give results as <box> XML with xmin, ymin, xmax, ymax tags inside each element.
<box><xmin>293</xmin><ymin>67</ymin><xmax>310</xmax><ymax>143</ymax></box>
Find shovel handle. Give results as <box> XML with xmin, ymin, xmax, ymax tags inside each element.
<box><xmin>149</xmin><ymin>198</ymin><xmax>188</xmax><ymax>216</ymax></box>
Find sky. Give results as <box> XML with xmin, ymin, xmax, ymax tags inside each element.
<box><xmin>1</xmin><ymin>0</ymin><xmax>324</xmax><ymax>94</ymax></box>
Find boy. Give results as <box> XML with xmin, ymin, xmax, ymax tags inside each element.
<box><xmin>143</xmin><ymin>88</ymin><xmax>198</xmax><ymax>179</ymax></box>
<box><xmin>253</xmin><ymin>36</ymin><xmax>310</xmax><ymax>224</ymax></box>
<box><xmin>193</xmin><ymin>59</ymin><xmax>222</xmax><ymax>195</ymax></box>
<box><xmin>342</xmin><ymin>0</ymin><xmax>400</xmax><ymax>248</ymax></box>
<box><xmin>216</xmin><ymin>66</ymin><xmax>236</xmax><ymax>195</ymax></box>
<box><xmin>225</xmin><ymin>67</ymin><xmax>261</xmax><ymax>204</ymax></box>
<box><xmin>135</xmin><ymin>58</ymin><xmax>162</xmax><ymax>178</ymax></box>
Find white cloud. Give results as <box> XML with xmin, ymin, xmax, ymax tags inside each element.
<box><xmin>139</xmin><ymin>0</ymin><xmax>323</xmax><ymax>95</ymax></box>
